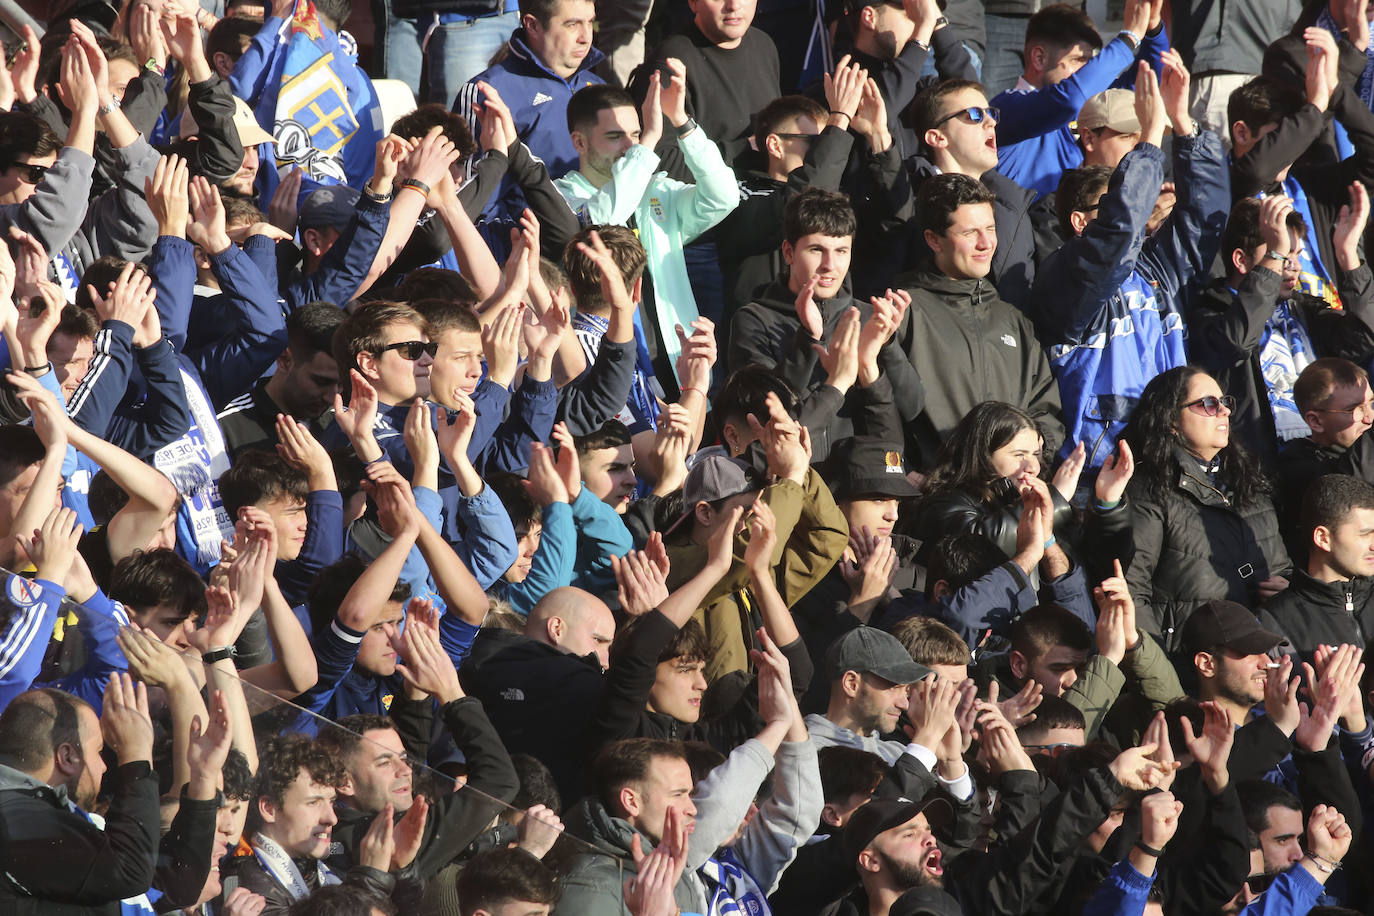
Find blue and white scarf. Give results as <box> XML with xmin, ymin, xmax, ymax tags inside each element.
<box><xmin>698</xmin><ymin>850</ymin><xmax>770</xmax><ymax>916</ymax></box>
<box><xmin>570</xmin><ymin>311</ymin><xmax>662</xmax><ymax>435</ymax></box>
<box><xmin>1258</xmin><ymin>298</ymin><xmax>1317</xmax><ymax>441</ymax></box>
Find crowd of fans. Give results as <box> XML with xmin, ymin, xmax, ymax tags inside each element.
<box><xmin>7</xmin><ymin>0</ymin><xmax>1374</xmax><ymax>914</ymax></box>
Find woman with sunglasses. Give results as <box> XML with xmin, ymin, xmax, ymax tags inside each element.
<box><xmin>1109</xmin><ymin>367</ymin><xmax>1292</xmax><ymax>656</ymax></box>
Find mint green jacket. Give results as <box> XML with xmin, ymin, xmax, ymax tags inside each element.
<box><xmin>555</xmin><ymin>127</ymin><xmax>740</xmax><ymax>379</ymax></box>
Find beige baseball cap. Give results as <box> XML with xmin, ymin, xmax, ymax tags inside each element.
<box><xmin>1077</xmin><ymin>89</ymin><xmax>1141</xmax><ymax>134</ymax></box>
<box><xmin>181</xmin><ymin>96</ymin><xmax>276</xmax><ymax>147</ymax></box>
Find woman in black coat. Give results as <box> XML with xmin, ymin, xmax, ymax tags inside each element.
<box><xmin>1109</xmin><ymin>367</ymin><xmax>1292</xmax><ymax>655</ymax></box>
<box><xmin>910</xmin><ymin>402</ymin><xmax>1110</xmax><ymax>563</ymax></box>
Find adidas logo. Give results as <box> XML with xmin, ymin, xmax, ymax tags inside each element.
<box><xmin>532</xmin><ymin>92</ymin><xmax>554</xmax><ymax>106</ymax></box>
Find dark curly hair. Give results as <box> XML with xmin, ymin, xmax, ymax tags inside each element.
<box><xmin>256</xmin><ymin>734</ymin><xmax>346</xmax><ymax>809</ymax></box>
<box><xmin>923</xmin><ymin>401</ymin><xmax>1043</xmax><ymax>502</ymax></box>
<box><xmin>1119</xmin><ymin>366</ymin><xmax>1270</xmax><ymax>507</ymax></box>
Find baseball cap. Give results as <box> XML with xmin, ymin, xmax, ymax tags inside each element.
<box><xmin>891</xmin><ymin>888</ymin><xmax>965</xmax><ymax>916</ymax></box>
<box><xmin>664</xmin><ymin>454</ymin><xmax>764</xmax><ymax>534</ymax></box>
<box><xmin>824</xmin><ymin>626</ymin><xmax>932</xmax><ymax>685</ymax></box>
<box><xmin>299</xmin><ymin>185</ymin><xmax>361</xmax><ymax>230</ymax></box>
<box><xmin>1077</xmin><ymin>89</ymin><xmax>1140</xmax><ymax>134</ymax></box>
<box><xmin>1181</xmin><ymin>599</ymin><xmax>1285</xmax><ymax>657</ymax></box>
<box><xmin>843</xmin><ymin>795</ymin><xmax>953</xmax><ymax>865</ymax></box>
<box><xmin>180</xmin><ymin>96</ymin><xmax>276</xmax><ymax>147</ymax></box>
<box><xmin>826</xmin><ymin>437</ymin><xmax>920</xmax><ymax>502</ymax></box>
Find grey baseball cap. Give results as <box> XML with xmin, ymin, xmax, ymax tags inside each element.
<box><xmin>824</xmin><ymin>626</ymin><xmax>932</xmax><ymax>685</ymax></box>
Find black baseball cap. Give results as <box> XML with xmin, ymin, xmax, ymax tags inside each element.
<box><xmin>1181</xmin><ymin>599</ymin><xmax>1285</xmax><ymax>657</ymax></box>
<box><xmin>826</xmin><ymin>437</ymin><xmax>920</xmax><ymax>502</ymax></box>
<box><xmin>843</xmin><ymin>795</ymin><xmax>953</xmax><ymax>865</ymax></box>
<box><xmin>299</xmin><ymin>185</ymin><xmax>361</xmax><ymax>230</ymax></box>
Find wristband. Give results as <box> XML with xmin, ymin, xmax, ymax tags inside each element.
<box><xmin>674</xmin><ymin>118</ymin><xmax>698</xmax><ymax>138</ymax></box>
<box><xmin>1093</xmin><ymin>497</ymin><xmax>1121</xmax><ymax>511</ymax></box>
<box><xmin>144</xmin><ymin>57</ymin><xmax>165</xmax><ymax>76</ymax></box>
<box><xmin>1043</xmin><ymin>536</ymin><xmax>1057</xmax><ymax>549</ymax></box>
<box><xmin>829</xmin><ymin>110</ymin><xmax>852</xmax><ymax>120</ymax></box>
<box><xmin>22</xmin><ymin>361</ymin><xmax>51</xmax><ymax>375</ymax></box>
<box><xmin>202</xmin><ymin>645</ymin><xmax>237</xmax><ymax>664</ymax></box>
<box><xmin>399</xmin><ymin>178</ymin><xmax>431</xmax><ymax>197</ymax></box>
<box><xmin>361</xmin><ymin>455</ymin><xmax>387</xmax><ymax>467</ymax></box>
<box><xmin>1118</xmin><ymin>29</ymin><xmax>1141</xmax><ymax>51</ymax></box>
<box><xmin>1134</xmin><ymin>841</ymin><xmax>1164</xmax><ymax>857</ymax></box>
<box><xmin>98</xmin><ymin>98</ymin><xmax>121</xmax><ymax>116</ymax></box>
<box><xmin>680</xmin><ymin>385</ymin><xmax>707</xmax><ymax>399</ymax></box>
<box><xmin>1306</xmin><ymin>854</ymin><xmax>1339</xmax><ymax>874</ymax></box>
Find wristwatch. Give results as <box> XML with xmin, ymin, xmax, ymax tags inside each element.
<box><xmin>202</xmin><ymin>645</ymin><xmax>238</xmax><ymax>664</ymax></box>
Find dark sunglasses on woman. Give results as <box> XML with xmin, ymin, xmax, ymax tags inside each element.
<box><xmin>1182</xmin><ymin>394</ymin><xmax>1236</xmax><ymax>417</ymax></box>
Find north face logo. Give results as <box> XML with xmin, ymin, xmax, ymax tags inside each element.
<box><xmin>501</xmin><ymin>688</ymin><xmax>526</xmax><ymax>701</ymax></box>
<box><xmin>1000</xmin><ymin>334</ymin><xmax>1017</xmax><ymax>347</ymax></box>
<box><xmin>532</xmin><ymin>92</ymin><xmax>554</xmax><ymax>106</ymax></box>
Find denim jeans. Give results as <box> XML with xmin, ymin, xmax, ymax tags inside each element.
<box><xmin>982</xmin><ymin>13</ymin><xmax>1029</xmax><ymax>94</ymax></box>
<box><xmin>426</xmin><ymin>10</ymin><xmax>521</xmax><ymax>106</ymax></box>
<box><xmin>372</xmin><ymin>0</ymin><xmax>423</xmax><ymax>97</ymax></box>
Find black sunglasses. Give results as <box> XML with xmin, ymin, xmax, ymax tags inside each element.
<box><xmin>1245</xmin><ymin>872</ymin><xmax>1278</xmax><ymax>894</ymax></box>
<box><xmin>1182</xmin><ymin>394</ymin><xmax>1236</xmax><ymax>417</ymax></box>
<box><xmin>11</xmin><ymin>162</ymin><xmax>47</xmax><ymax>184</ymax></box>
<box><xmin>772</xmin><ymin>132</ymin><xmax>816</xmax><ymax>142</ymax></box>
<box><xmin>933</xmin><ymin>106</ymin><xmax>1000</xmax><ymax>128</ymax></box>
<box><xmin>376</xmin><ymin>340</ymin><xmax>438</xmax><ymax>360</ymax></box>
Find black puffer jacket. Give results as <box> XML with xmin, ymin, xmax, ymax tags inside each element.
<box><xmin>1260</xmin><ymin>569</ymin><xmax>1374</xmax><ymax>661</ymax></box>
<box><xmin>1118</xmin><ymin>452</ymin><xmax>1292</xmax><ymax>655</ymax></box>
<box><xmin>909</xmin><ymin>478</ymin><xmax>1074</xmax><ymax>565</ymax></box>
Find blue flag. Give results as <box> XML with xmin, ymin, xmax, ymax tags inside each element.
<box><xmin>264</xmin><ymin>0</ymin><xmax>381</xmax><ymax>192</ymax></box>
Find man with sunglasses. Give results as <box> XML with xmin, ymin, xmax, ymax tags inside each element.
<box><xmin>1189</xmin><ymin>190</ymin><xmax>1374</xmax><ymax>466</ymax></box>
<box><xmin>909</xmin><ymin>79</ymin><xmax>1040</xmax><ymax>311</ymax></box>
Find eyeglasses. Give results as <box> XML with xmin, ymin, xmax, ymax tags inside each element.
<box><xmin>11</xmin><ymin>162</ymin><xmax>47</xmax><ymax>184</ymax></box>
<box><xmin>772</xmin><ymin>132</ymin><xmax>816</xmax><ymax>143</ymax></box>
<box><xmin>376</xmin><ymin>340</ymin><xmax>438</xmax><ymax>360</ymax></box>
<box><xmin>933</xmin><ymin>106</ymin><xmax>1000</xmax><ymax>128</ymax></box>
<box><xmin>1313</xmin><ymin>400</ymin><xmax>1374</xmax><ymax>419</ymax></box>
<box><xmin>1022</xmin><ymin>742</ymin><xmax>1076</xmax><ymax>758</ymax></box>
<box><xmin>1181</xmin><ymin>394</ymin><xmax>1236</xmax><ymax>416</ymax></box>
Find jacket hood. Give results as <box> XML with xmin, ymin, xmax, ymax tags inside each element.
<box><xmin>507</xmin><ymin>29</ymin><xmax>607</xmax><ymax>82</ymax></box>
<box><xmin>565</xmin><ymin>796</ymin><xmax>645</xmax><ymax>858</ymax></box>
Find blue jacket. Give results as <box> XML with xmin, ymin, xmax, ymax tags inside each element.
<box><xmin>1239</xmin><ymin>865</ymin><xmax>1327</xmax><ymax>916</ymax></box>
<box><xmin>152</xmin><ymin>236</ymin><xmax>288</xmax><ymax>409</ymax></box>
<box><xmin>489</xmin><ymin>498</ymin><xmax>577</xmax><ymax>616</ymax></box>
<box><xmin>63</xmin><ymin>318</ymin><xmax>191</xmax><ymax>461</ymax></box>
<box><xmin>282</xmin><ymin>191</ymin><xmax>392</xmax><ymax>313</ymax></box>
<box><xmin>1030</xmin><ymin>131</ymin><xmax>1231</xmax><ymax>466</ymax></box>
<box><xmin>0</xmin><ymin>576</ymin><xmax>67</xmax><ymax>713</ymax></box>
<box><xmin>994</xmin><ymin>29</ymin><xmax>1169</xmax><ymax>199</ymax></box>
<box><xmin>1081</xmin><ymin>859</ymin><xmax>1155</xmax><ymax>916</ymax></box>
<box><xmin>454</xmin><ymin>30</ymin><xmax>605</xmax><ymax>227</ymax></box>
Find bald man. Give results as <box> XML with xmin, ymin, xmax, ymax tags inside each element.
<box><xmin>462</xmin><ymin>587</ymin><xmax>622</xmax><ymax>797</ymax></box>
<box><xmin>524</xmin><ymin>587</ymin><xmax>617</xmax><ymax>669</ymax></box>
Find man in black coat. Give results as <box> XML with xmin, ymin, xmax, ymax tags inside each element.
<box><xmin>1262</xmin><ymin>474</ymin><xmax>1374</xmax><ymax>660</ymax></box>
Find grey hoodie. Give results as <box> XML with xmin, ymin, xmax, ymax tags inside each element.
<box><xmin>555</xmin><ymin>738</ymin><xmax>821</xmax><ymax>915</ymax></box>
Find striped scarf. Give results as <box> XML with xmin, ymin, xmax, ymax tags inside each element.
<box><xmin>698</xmin><ymin>850</ymin><xmax>770</xmax><ymax>916</ymax></box>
